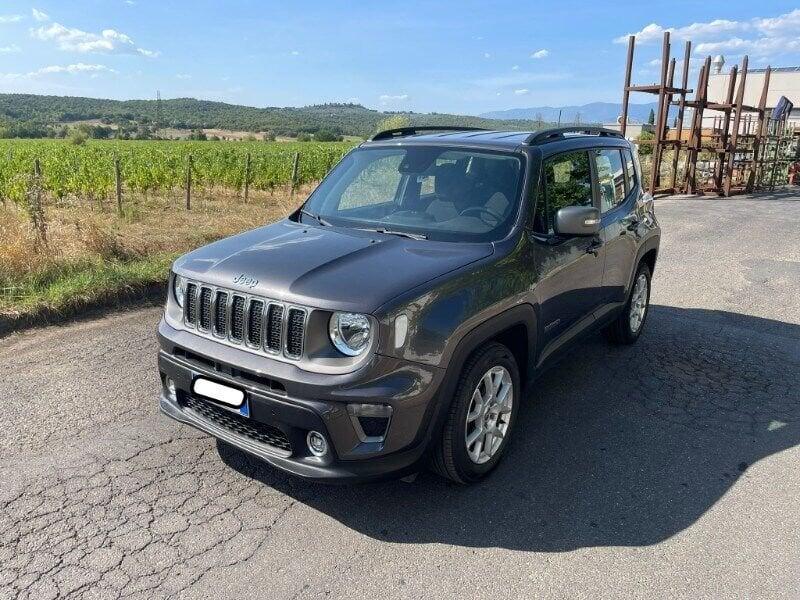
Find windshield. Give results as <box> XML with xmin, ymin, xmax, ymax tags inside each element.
<box><xmin>300</xmin><ymin>146</ymin><xmax>524</xmax><ymax>242</ymax></box>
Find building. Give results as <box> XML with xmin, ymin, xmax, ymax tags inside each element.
<box><xmin>705</xmin><ymin>56</ymin><xmax>800</xmax><ymax>126</ymax></box>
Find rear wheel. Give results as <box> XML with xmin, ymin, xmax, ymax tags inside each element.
<box><xmin>432</xmin><ymin>342</ymin><xmax>520</xmax><ymax>484</ymax></box>
<box><xmin>605</xmin><ymin>262</ymin><xmax>651</xmax><ymax>344</ymax></box>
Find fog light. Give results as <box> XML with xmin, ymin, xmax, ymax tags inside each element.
<box><xmin>306</xmin><ymin>431</ymin><xmax>329</xmax><ymax>457</ymax></box>
<box><xmin>165</xmin><ymin>377</ymin><xmax>177</xmax><ymax>402</ymax></box>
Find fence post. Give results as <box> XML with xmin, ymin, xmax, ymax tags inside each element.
<box><xmin>185</xmin><ymin>154</ymin><xmax>193</xmax><ymax>210</ymax></box>
<box><xmin>290</xmin><ymin>152</ymin><xmax>300</xmax><ymax>197</ymax></box>
<box><xmin>30</xmin><ymin>158</ymin><xmax>47</xmax><ymax>247</ymax></box>
<box><xmin>243</xmin><ymin>152</ymin><xmax>251</xmax><ymax>203</ymax></box>
<box><xmin>114</xmin><ymin>157</ymin><xmax>123</xmax><ymax>216</ymax></box>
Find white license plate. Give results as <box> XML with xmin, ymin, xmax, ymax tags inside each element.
<box><xmin>192</xmin><ymin>378</ymin><xmax>245</xmax><ymax>407</ymax></box>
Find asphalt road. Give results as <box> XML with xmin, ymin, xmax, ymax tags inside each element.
<box><xmin>2</xmin><ymin>191</ymin><xmax>799</xmax><ymax>599</ymax></box>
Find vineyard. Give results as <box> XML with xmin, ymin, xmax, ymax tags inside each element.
<box><xmin>0</xmin><ymin>139</ymin><xmax>356</xmax><ymax>205</ymax></box>
<box><xmin>0</xmin><ymin>139</ymin><xmax>356</xmax><ymax>323</ymax></box>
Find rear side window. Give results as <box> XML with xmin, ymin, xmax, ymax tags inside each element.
<box><xmin>593</xmin><ymin>149</ymin><xmax>626</xmax><ymax>213</ymax></box>
<box><xmin>534</xmin><ymin>151</ymin><xmax>593</xmax><ymax>235</ymax></box>
<box><xmin>623</xmin><ymin>149</ymin><xmax>637</xmax><ymax>192</ymax></box>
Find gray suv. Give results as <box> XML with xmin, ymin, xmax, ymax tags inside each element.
<box><xmin>157</xmin><ymin>126</ymin><xmax>660</xmax><ymax>484</ymax></box>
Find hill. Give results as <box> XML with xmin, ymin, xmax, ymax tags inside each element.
<box><xmin>480</xmin><ymin>102</ymin><xmax>658</xmax><ymax>124</ymax></box>
<box><xmin>0</xmin><ymin>94</ymin><xmax>551</xmax><ymax>139</ymax></box>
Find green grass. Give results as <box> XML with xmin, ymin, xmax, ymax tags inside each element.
<box><xmin>0</xmin><ymin>253</ymin><xmax>176</xmax><ymax>318</ymax></box>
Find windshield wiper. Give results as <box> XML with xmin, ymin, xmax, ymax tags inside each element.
<box><xmin>360</xmin><ymin>227</ymin><xmax>428</xmax><ymax>240</ymax></box>
<box><xmin>299</xmin><ymin>208</ymin><xmax>332</xmax><ymax>227</ymax></box>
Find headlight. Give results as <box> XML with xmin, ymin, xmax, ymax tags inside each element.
<box><xmin>173</xmin><ymin>274</ymin><xmax>187</xmax><ymax>308</ymax></box>
<box><xmin>329</xmin><ymin>312</ymin><xmax>372</xmax><ymax>356</ymax></box>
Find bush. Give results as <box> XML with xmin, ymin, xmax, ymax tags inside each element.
<box><xmin>68</xmin><ymin>129</ymin><xmax>88</xmax><ymax>146</ymax></box>
<box><xmin>296</xmin><ymin>133</ymin><xmax>312</xmax><ymax>142</ymax></box>
<box><xmin>314</xmin><ymin>128</ymin><xmax>343</xmax><ymax>142</ymax></box>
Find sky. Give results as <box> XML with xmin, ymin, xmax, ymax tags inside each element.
<box><xmin>1</xmin><ymin>0</ymin><xmax>800</xmax><ymax>115</ymax></box>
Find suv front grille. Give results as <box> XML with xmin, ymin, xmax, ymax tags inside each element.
<box><xmin>183</xmin><ymin>395</ymin><xmax>291</xmax><ymax>456</ymax></box>
<box><xmin>181</xmin><ymin>280</ymin><xmax>310</xmax><ymax>361</ymax></box>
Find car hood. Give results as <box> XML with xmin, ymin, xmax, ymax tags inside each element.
<box><xmin>173</xmin><ymin>220</ymin><xmax>493</xmax><ymax>313</ymax></box>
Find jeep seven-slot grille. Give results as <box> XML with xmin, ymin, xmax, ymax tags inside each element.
<box><xmin>286</xmin><ymin>308</ymin><xmax>306</xmax><ymax>358</ymax></box>
<box><xmin>183</xmin><ymin>395</ymin><xmax>292</xmax><ymax>455</ymax></box>
<box><xmin>182</xmin><ymin>281</ymin><xmax>308</xmax><ymax>360</ymax></box>
<box><xmin>265</xmin><ymin>304</ymin><xmax>284</xmax><ymax>352</ymax></box>
<box><xmin>246</xmin><ymin>300</ymin><xmax>265</xmax><ymax>346</ymax></box>
<box><xmin>213</xmin><ymin>291</ymin><xmax>228</xmax><ymax>335</ymax></box>
<box><xmin>198</xmin><ymin>287</ymin><xmax>213</xmax><ymax>330</ymax></box>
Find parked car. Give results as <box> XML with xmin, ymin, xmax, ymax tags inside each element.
<box><xmin>157</xmin><ymin>126</ymin><xmax>660</xmax><ymax>484</ymax></box>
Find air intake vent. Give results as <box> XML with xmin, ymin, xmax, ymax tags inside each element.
<box><xmin>286</xmin><ymin>308</ymin><xmax>306</xmax><ymax>358</ymax></box>
<box><xmin>230</xmin><ymin>296</ymin><xmax>246</xmax><ymax>341</ymax></box>
<box><xmin>247</xmin><ymin>300</ymin><xmax>264</xmax><ymax>346</ymax></box>
<box><xmin>265</xmin><ymin>304</ymin><xmax>284</xmax><ymax>353</ymax></box>
<box><xmin>185</xmin><ymin>283</ymin><xmax>198</xmax><ymax>324</ymax></box>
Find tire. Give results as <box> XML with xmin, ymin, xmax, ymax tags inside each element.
<box><xmin>432</xmin><ymin>342</ymin><xmax>520</xmax><ymax>484</ymax></box>
<box><xmin>605</xmin><ymin>262</ymin><xmax>652</xmax><ymax>345</ymax></box>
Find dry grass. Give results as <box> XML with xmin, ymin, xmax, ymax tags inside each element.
<box><xmin>0</xmin><ymin>183</ymin><xmax>315</xmax><ymax>318</ymax></box>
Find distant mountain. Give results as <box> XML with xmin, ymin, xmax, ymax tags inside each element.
<box><xmin>480</xmin><ymin>102</ymin><xmax>658</xmax><ymax>125</ymax></box>
<box><xmin>0</xmin><ymin>94</ymin><xmax>553</xmax><ymax>139</ymax></box>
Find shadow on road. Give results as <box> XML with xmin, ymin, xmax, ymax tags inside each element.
<box><xmin>219</xmin><ymin>305</ymin><xmax>800</xmax><ymax>551</ymax></box>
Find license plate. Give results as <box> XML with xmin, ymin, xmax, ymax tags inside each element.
<box><xmin>192</xmin><ymin>378</ymin><xmax>245</xmax><ymax>408</ymax></box>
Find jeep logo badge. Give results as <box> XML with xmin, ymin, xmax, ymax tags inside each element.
<box><xmin>233</xmin><ymin>273</ymin><xmax>258</xmax><ymax>288</ymax></box>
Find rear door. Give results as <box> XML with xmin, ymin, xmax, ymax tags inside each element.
<box><xmin>592</xmin><ymin>147</ymin><xmax>641</xmax><ymax>309</ymax></box>
<box><xmin>531</xmin><ymin>150</ymin><xmax>605</xmax><ymax>356</ymax></box>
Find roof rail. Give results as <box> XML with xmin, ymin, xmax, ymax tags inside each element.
<box><xmin>524</xmin><ymin>126</ymin><xmax>624</xmax><ymax>145</ymax></box>
<box><xmin>370</xmin><ymin>126</ymin><xmax>487</xmax><ymax>141</ymax></box>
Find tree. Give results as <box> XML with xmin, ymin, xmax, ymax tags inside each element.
<box><xmin>637</xmin><ymin>130</ymin><xmax>654</xmax><ymax>156</ymax></box>
<box><xmin>296</xmin><ymin>132</ymin><xmax>313</xmax><ymax>142</ymax></box>
<box><xmin>534</xmin><ymin>113</ymin><xmax>544</xmax><ymax>129</ymax></box>
<box><xmin>314</xmin><ymin>128</ymin><xmax>343</xmax><ymax>142</ymax></box>
<box><xmin>647</xmin><ymin>108</ymin><xmax>655</xmax><ymax>125</ymax></box>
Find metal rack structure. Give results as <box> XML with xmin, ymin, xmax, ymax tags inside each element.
<box><xmin>620</xmin><ymin>31</ymin><xmax>798</xmax><ymax>196</ymax></box>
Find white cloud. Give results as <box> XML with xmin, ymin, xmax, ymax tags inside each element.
<box><xmin>612</xmin><ymin>9</ymin><xmax>800</xmax><ymax>61</ymax></box>
<box><xmin>290</xmin><ymin>50</ymin><xmax>300</xmax><ymax>56</ymax></box>
<box><xmin>176</xmin><ymin>73</ymin><xmax>192</xmax><ymax>80</ymax></box>
<box><xmin>0</xmin><ymin>63</ymin><xmax>115</xmax><ymax>80</ymax></box>
<box><xmin>379</xmin><ymin>93</ymin><xmax>409</xmax><ymax>102</ymax></box>
<box><xmin>0</xmin><ymin>44</ymin><xmax>21</xmax><ymax>53</ymax></box>
<box><xmin>32</xmin><ymin>21</ymin><xmax>159</xmax><ymax>57</ymax></box>
<box><xmin>511</xmin><ymin>65</ymin><xmax>519</xmax><ymax>71</ymax></box>
<box><xmin>0</xmin><ymin>14</ymin><xmax>24</xmax><ymax>23</ymax></box>
<box><xmin>32</xmin><ymin>8</ymin><xmax>49</xmax><ymax>22</ymax></box>
<box><xmin>531</xmin><ymin>49</ymin><xmax>549</xmax><ymax>59</ymax></box>
<box><xmin>483</xmin><ymin>52</ymin><xmax>491</xmax><ymax>59</ymax></box>
<box><xmin>514</xmin><ymin>88</ymin><xmax>529</xmax><ymax>95</ymax></box>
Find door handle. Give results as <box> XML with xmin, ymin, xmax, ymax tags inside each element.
<box><xmin>586</xmin><ymin>238</ymin><xmax>603</xmax><ymax>256</ymax></box>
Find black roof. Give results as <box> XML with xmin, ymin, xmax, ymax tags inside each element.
<box><xmin>364</xmin><ymin>126</ymin><xmax>625</xmax><ymax>150</ymax></box>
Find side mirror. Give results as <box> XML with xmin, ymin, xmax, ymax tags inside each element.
<box><xmin>555</xmin><ymin>206</ymin><xmax>601</xmax><ymax>236</ymax></box>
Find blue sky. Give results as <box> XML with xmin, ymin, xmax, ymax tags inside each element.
<box><xmin>1</xmin><ymin>1</ymin><xmax>799</xmax><ymax>114</ymax></box>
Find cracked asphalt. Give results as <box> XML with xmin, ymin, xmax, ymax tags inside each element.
<box><xmin>1</xmin><ymin>191</ymin><xmax>799</xmax><ymax>599</ymax></box>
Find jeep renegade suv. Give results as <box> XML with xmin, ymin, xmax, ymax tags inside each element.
<box><xmin>158</xmin><ymin>126</ymin><xmax>660</xmax><ymax>484</ymax></box>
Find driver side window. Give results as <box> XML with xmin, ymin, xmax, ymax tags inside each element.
<box><xmin>533</xmin><ymin>151</ymin><xmax>593</xmax><ymax>235</ymax></box>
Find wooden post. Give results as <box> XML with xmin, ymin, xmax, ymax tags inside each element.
<box><xmin>31</xmin><ymin>158</ymin><xmax>47</xmax><ymax>246</ymax></box>
<box><xmin>290</xmin><ymin>152</ymin><xmax>300</xmax><ymax>197</ymax></box>
<box><xmin>114</xmin><ymin>157</ymin><xmax>123</xmax><ymax>216</ymax></box>
<box><xmin>243</xmin><ymin>152</ymin><xmax>251</xmax><ymax>203</ymax></box>
<box><xmin>620</xmin><ymin>36</ymin><xmax>635</xmax><ymax>138</ymax></box>
<box><xmin>185</xmin><ymin>154</ymin><xmax>192</xmax><ymax>210</ymax></box>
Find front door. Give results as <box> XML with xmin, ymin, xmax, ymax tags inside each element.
<box><xmin>530</xmin><ymin>150</ymin><xmax>605</xmax><ymax>356</ymax></box>
<box><xmin>592</xmin><ymin>147</ymin><xmax>641</xmax><ymax>308</ymax></box>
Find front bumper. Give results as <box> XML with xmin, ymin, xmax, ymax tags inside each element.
<box><xmin>157</xmin><ymin>318</ymin><xmax>447</xmax><ymax>482</ymax></box>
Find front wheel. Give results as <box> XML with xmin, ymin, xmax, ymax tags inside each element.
<box><xmin>605</xmin><ymin>262</ymin><xmax>651</xmax><ymax>344</ymax></box>
<box><xmin>432</xmin><ymin>342</ymin><xmax>520</xmax><ymax>484</ymax></box>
